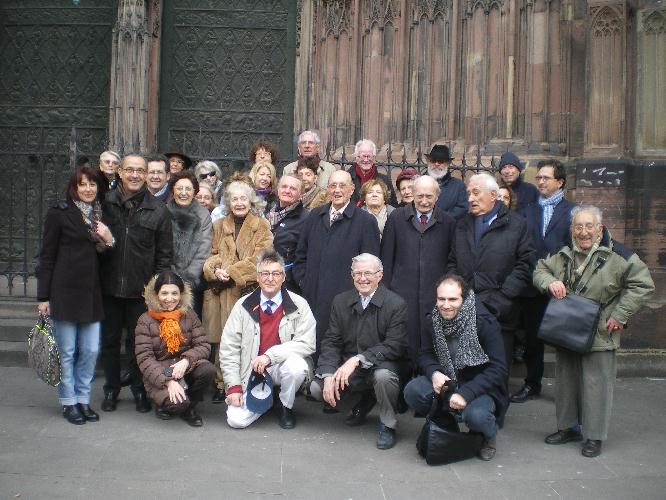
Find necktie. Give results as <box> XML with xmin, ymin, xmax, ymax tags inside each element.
<box><xmin>419</xmin><ymin>214</ymin><xmax>428</xmax><ymax>225</ymax></box>
<box><xmin>331</xmin><ymin>211</ymin><xmax>342</xmax><ymax>224</ymax></box>
<box><xmin>263</xmin><ymin>300</ymin><xmax>274</xmax><ymax>315</ymax></box>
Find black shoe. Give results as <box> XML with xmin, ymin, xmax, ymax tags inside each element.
<box><xmin>344</xmin><ymin>392</ymin><xmax>376</xmax><ymax>426</ymax></box>
<box><xmin>119</xmin><ymin>371</ymin><xmax>132</xmax><ymax>388</ymax></box>
<box><xmin>582</xmin><ymin>439</ymin><xmax>602</xmax><ymax>458</ymax></box>
<box><xmin>155</xmin><ymin>406</ymin><xmax>173</xmax><ymax>420</ymax></box>
<box><xmin>77</xmin><ymin>403</ymin><xmax>99</xmax><ymax>422</ymax></box>
<box><xmin>62</xmin><ymin>405</ymin><xmax>86</xmax><ymax>425</ymax></box>
<box><xmin>513</xmin><ymin>345</ymin><xmax>525</xmax><ymax>364</ymax></box>
<box><xmin>376</xmin><ymin>423</ymin><xmax>397</xmax><ymax>450</ymax></box>
<box><xmin>211</xmin><ymin>388</ymin><xmax>226</xmax><ymax>404</ymax></box>
<box><xmin>322</xmin><ymin>404</ymin><xmax>339</xmax><ymax>414</ymax></box>
<box><xmin>134</xmin><ymin>392</ymin><xmax>152</xmax><ymax>413</ymax></box>
<box><xmin>279</xmin><ymin>406</ymin><xmax>296</xmax><ymax>429</ymax></box>
<box><xmin>545</xmin><ymin>428</ymin><xmax>583</xmax><ymax>445</ymax></box>
<box><xmin>510</xmin><ymin>384</ymin><xmax>541</xmax><ymax>403</ymax></box>
<box><xmin>478</xmin><ymin>436</ymin><xmax>497</xmax><ymax>461</ymax></box>
<box><xmin>181</xmin><ymin>406</ymin><xmax>203</xmax><ymax>427</ymax></box>
<box><xmin>100</xmin><ymin>391</ymin><xmax>118</xmax><ymax>412</ymax></box>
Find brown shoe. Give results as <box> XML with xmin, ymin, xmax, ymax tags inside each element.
<box><xmin>477</xmin><ymin>436</ymin><xmax>496</xmax><ymax>461</ymax></box>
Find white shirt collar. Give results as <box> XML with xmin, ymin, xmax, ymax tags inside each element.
<box><xmin>260</xmin><ymin>291</ymin><xmax>283</xmax><ymax>312</ymax></box>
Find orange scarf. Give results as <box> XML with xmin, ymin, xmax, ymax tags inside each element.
<box><xmin>148</xmin><ymin>309</ymin><xmax>185</xmax><ymax>354</ymax></box>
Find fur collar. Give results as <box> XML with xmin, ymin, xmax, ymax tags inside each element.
<box><xmin>143</xmin><ymin>274</ymin><xmax>193</xmax><ymax>313</ymax></box>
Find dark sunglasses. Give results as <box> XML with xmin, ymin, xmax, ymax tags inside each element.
<box><xmin>198</xmin><ymin>171</ymin><xmax>216</xmax><ymax>180</ymax></box>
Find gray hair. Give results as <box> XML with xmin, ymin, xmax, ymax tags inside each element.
<box><xmin>194</xmin><ymin>160</ymin><xmax>222</xmax><ymax>179</ymax></box>
<box><xmin>351</xmin><ymin>253</ymin><xmax>383</xmax><ymax>272</ymax></box>
<box><xmin>354</xmin><ymin>139</ymin><xmax>377</xmax><ymax>158</ymax></box>
<box><xmin>298</xmin><ymin>130</ymin><xmax>321</xmax><ymax>144</ymax></box>
<box><xmin>256</xmin><ymin>247</ymin><xmax>285</xmax><ymax>271</ymax></box>
<box><xmin>279</xmin><ymin>174</ymin><xmax>303</xmax><ymax>194</ymax></box>
<box><xmin>101</xmin><ymin>150</ymin><xmax>121</xmax><ymax>162</ymax></box>
<box><xmin>469</xmin><ymin>173</ymin><xmax>500</xmax><ymax>196</ymax></box>
<box><xmin>571</xmin><ymin>205</ymin><xmax>603</xmax><ymax>226</ymax></box>
<box><xmin>223</xmin><ymin>180</ymin><xmax>266</xmax><ymax>216</ymax></box>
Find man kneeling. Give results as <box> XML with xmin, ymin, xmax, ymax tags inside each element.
<box><xmin>220</xmin><ymin>248</ymin><xmax>316</xmax><ymax>429</ymax></box>
<box><xmin>309</xmin><ymin>253</ymin><xmax>409</xmax><ymax>450</ymax></box>
<box><xmin>404</xmin><ymin>274</ymin><xmax>508</xmax><ymax>460</ymax></box>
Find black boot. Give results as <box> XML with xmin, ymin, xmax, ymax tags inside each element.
<box><xmin>101</xmin><ymin>391</ymin><xmax>118</xmax><ymax>412</ymax></box>
<box><xmin>62</xmin><ymin>405</ymin><xmax>86</xmax><ymax>425</ymax></box>
<box><xmin>77</xmin><ymin>403</ymin><xmax>99</xmax><ymax>422</ymax></box>
<box><xmin>344</xmin><ymin>391</ymin><xmax>376</xmax><ymax>426</ymax></box>
<box><xmin>181</xmin><ymin>403</ymin><xmax>203</xmax><ymax>427</ymax></box>
<box><xmin>134</xmin><ymin>391</ymin><xmax>152</xmax><ymax>413</ymax></box>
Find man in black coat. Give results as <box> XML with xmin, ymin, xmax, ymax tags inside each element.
<box><xmin>448</xmin><ymin>173</ymin><xmax>536</xmax><ymax>372</ymax></box>
<box><xmin>404</xmin><ymin>274</ymin><xmax>508</xmax><ymax>461</ymax></box>
<box><xmin>426</xmin><ymin>144</ymin><xmax>468</xmax><ymax>220</ymax></box>
<box><xmin>511</xmin><ymin>160</ymin><xmax>575</xmax><ymax>403</ymax></box>
<box><xmin>266</xmin><ymin>174</ymin><xmax>309</xmax><ymax>293</ymax></box>
<box><xmin>381</xmin><ymin>175</ymin><xmax>455</xmax><ymax>365</ymax></box>
<box><xmin>348</xmin><ymin>139</ymin><xmax>398</xmax><ymax>206</ymax></box>
<box><xmin>293</xmin><ymin>170</ymin><xmax>380</xmax><ymax>347</ymax></box>
<box><xmin>99</xmin><ymin>153</ymin><xmax>173</xmax><ymax>413</ymax></box>
<box><xmin>309</xmin><ymin>253</ymin><xmax>409</xmax><ymax>450</ymax></box>
<box><xmin>498</xmin><ymin>151</ymin><xmax>539</xmax><ymax>213</ymax></box>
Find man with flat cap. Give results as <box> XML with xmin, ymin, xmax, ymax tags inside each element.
<box><xmin>425</xmin><ymin>145</ymin><xmax>468</xmax><ymax>220</ymax></box>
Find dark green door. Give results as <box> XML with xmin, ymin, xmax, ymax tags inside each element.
<box><xmin>158</xmin><ymin>0</ymin><xmax>296</xmax><ymax>171</ymax></box>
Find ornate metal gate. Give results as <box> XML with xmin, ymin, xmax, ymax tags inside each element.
<box><xmin>158</xmin><ymin>0</ymin><xmax>297</xmax><ymax>170</ymax></box>
<box><xmin>0</xmin><ymin>1</ymin><xmax>115</xmax><ymax>295</ymax></box>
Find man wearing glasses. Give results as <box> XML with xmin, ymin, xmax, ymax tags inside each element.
<box><xmin>309</xmin><ymin>254</ymin><xmax>409</xmax><ymax>450</ymax></box>
<box><xmin>348</xmin><ymin>139</ymin><xmax>397</xmax><ymax>206</ymax></box>
<box><xmin>99</xmin><ymin>153</ymin><xmax>173</xmax><ymax>414</ymax></box>
<box><xmin>98</xmin><ymin>150</ymin><xmax>121</xmax><ymax>189</ymax></box>
<box><xmin>220</xmin><ymin>248</ymin><xmax>316</xmax><ymax>429</ymax></box>
<box><xmin>283</xmin><ymin>130</ymin><xmax>339</xmax><ymax>188</ymax></box>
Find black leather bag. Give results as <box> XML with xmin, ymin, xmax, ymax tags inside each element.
<box><xmin>416</xmin><ymin>392</ymin><xmax>484</xmax><ymax>466</ymax></box>
<box><xmin>537</xmin><ymin>293</ymin><xmax>601</xmax><ymax>353</ymax></box>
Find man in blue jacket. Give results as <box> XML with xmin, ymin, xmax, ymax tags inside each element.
<box><xmin>427</xmin><ymin>144</ymin><xmax>468</xmax><ymax>220</ymax></box>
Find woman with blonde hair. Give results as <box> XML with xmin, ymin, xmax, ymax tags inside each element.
<box><xmin>249</xmin><ymin>160</ymin><xmax>277</xmax><ymax>206</ymax></box>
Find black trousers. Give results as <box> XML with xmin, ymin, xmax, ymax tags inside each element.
<box><xmin>101</xmin><ymin>296</ymin><xmax>146</xmax><ymax>396</ymax></box>
<box><xmin>520</xmin><ymin>295</ymin><xmax>548</xmax><ymax>391</ymax></box>
<box><xmin>160</xmin><ymin>361</ymin><xmax>216</xmax><ymax>413</ymax></box>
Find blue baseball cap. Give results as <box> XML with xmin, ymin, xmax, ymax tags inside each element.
<box><xmin>245</xmin><ymin>370</ymin><xmax>274</xmax><ymax>415</ymax></box>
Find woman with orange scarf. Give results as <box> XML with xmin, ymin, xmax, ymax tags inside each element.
<box><xmin>134</xmin><ymin>271</ymin><xmax>215</xmax><ymax>426</ymax></box>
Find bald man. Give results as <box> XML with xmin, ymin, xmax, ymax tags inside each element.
<box><xmin>380</xmin><ymin>175</ymin><xmax>455</xmax><ymax>365</ymax></box>
<box><xmin>294</xmin><ymin>170</ymin><xmax>381</xmax><ymax>349</ymax></box>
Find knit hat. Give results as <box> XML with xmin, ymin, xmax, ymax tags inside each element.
<box><xmin>498</xmin><ymin>152</ymin><xmax>523</xmax><ymax>172</ymax></box>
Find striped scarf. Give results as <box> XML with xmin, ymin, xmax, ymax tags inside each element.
<box><xmin>538</xmin><ymin>189</ymin><xmax>564</xmax><ymax>236</ymax></box>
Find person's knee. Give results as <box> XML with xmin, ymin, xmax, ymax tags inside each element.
<box><xmin>226</xmin><ymin>411</ymin><xmax>252</xmax><ymax>429</ymax></box>
<box><xmin>282</xmin><ymin>355</ymin><xmax>309</xmax><ymax>377</ymax></box>
<box><xmin>372</xmin><ymin>368</ymin><xmax>398</xmax><ymax>388</ymax></box>
<box><xmin>464</xmin><ymin>403</ymin><xmax>495</xmax><ymax>431</ymax></box>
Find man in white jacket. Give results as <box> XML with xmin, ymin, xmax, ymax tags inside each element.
<box><xmin>220</xmin><ymin>248</ymin><xmax>316</xmax><ymax>429</ymax></box>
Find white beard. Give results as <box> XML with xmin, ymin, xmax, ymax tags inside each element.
<box><xmin>427</xmin><ymin>167</ymin><xmax>448</xmax><ymax>180</ymax></box>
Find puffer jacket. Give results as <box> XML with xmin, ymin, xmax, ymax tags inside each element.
<box><xmin>533</xmin><ymin>228</ymin><xmax>655</xmax><ymax>351</ymax></box>
<box><xmin>134</xmin><ymin>276</ymin><xmax>211</xmax><ymax>405</ymax></box>
<box><xmin>219</xmin><ymin>287</ymin><xmax>316</xmax><ymax>393</ymax></box>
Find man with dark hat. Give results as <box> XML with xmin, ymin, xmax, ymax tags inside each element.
<box><xmin>498</xmin><ymin>152</ymin><xmax>539</xmax><ymax>213</ymax></box>
<box><xmin>426</xmin><ymin>144</ymin><xmax>468</xmax><ymax>220</ymax></box>
<box><xmin>164</xmin><ymin>147</ymin><xmax>193</xmax><ymax>174</ymax></box>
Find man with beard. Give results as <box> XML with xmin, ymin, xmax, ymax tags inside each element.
<box><xmin>425</xmin><ymin>145</ymin><xmax>467</xmax><ymax>220</ymax></box>
<box><xmin>283</xmin><ymin>130</ymin><xmax>338</xmax><ymax>188</ymax></box>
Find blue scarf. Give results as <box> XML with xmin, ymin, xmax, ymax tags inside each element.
<box><xmin>473</xmin><ymin>201</ymin><xmax>502</xmax><ymax>244</ymax></box>
<box><xmin>538</xmin><ymin>189</ymin><xmax>564</xmax><ymax>236</ymax></box>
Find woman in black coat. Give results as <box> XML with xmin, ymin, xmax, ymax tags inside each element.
<box><xmin>37</xmin><ymin>166</ymin><xmax>114</xmax><ymax>425</ymax></box>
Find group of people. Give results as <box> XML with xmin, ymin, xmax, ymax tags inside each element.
<box><xmin>36</xmin><ymin>132</ymin><xmax>654</xmax><ymax>463</ymax></box>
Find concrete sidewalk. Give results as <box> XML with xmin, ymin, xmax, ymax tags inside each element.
<box><xmin>1</xmin><ymin>367</ymin><xmax>665</xmax><ymax>500</ymax></box>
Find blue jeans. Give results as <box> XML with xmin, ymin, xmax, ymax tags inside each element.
<box><xmin>53</xmin><ymin>320</ymin><xmax>101</xmax><ymax>405</ymax></box>
<box><xmin>404</xmin><ymin>375</ymin><xmax>498</xmax><ymax>438</ymax></box>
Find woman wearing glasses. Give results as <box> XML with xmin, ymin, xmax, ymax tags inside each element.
<box><xmin>194</xmin><ymin>160</ymin><xmax>224</xmax><ymax>204</ymax></box>
<box><xmin>202</xmin><ymin>181</ymin><xmax>273</xmax><ymax>403</ymax></box>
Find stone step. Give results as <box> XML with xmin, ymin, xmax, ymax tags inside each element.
<box><xmin>0</xmin><ymin>299</ymin><xmax>37</xmax><ymax>320</ymax></box>
<box><xmin>0</xmin><ymin>318</ymin><xmax>39</xmax><ymax>342</ymax></box>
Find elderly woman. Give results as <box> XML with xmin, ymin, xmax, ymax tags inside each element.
<box><xmin>202</xmin><ymin>181</ymin><xmax>273</xmax><ymax>403</ymax></box>
<box><xmin>37</xmin><ymin>166</ymin><xmax>114</xmax><ymax>424</ymax></box>
<box><xmin>194</xmin><ymin>160</ymin><xmax>224</xmax><ymax>204</ymax></box>
<box><xmin>395</xmin><ymin>167</ymin><xmax>417</xmax><ymax>207</ymax></box>
<box><xmin>360</xmin><ymin>178</ymin><xmax>394</xmax><ymax>236</ymax></box>
<box><xmin>195</xmin><ymin>183</ymin><xmax>217</xmax><ymax>213</ymax></box>
<box><xmin>250</xmin><ymin>140</ymin><xmax>279</xmax><ymax>165</ymax></box>
<box><xmin>296</xmin><ymin>157</ymin><xmax>328</xmax><ymax>210</ymax></box>
<box><xmin>167</xmin><ymin>170</ymin><xmax>212</xmax><ymax>317</ymax></box>
<box><xmin>534</xmin><ymin>205</ymin><xmax>654</xmax><ymax>458</ymax></box>
<box><xmin>249</xmin><ymin>160</ymin><xmax>277</xmax><ymax>206</ymax></box>
<box><xmin>135</xmin><ymin>271</ymin><xmax>215</xmax><ymax>426</ymax></box>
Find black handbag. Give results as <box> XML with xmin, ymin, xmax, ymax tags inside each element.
<box><xmin>416</xmin><ymin>392</ymin><xmax>484</xmax><ymax>466</ymax></box>
<box><xmin>537</xmin><ymin>293</ymin><xmax>601</xmax><ymax>353</ymax></box>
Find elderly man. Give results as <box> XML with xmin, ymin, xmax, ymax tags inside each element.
<box><xmin>425</xmin><ymin>144</ymin><xmax>468</xmax><ymax>219</ymax></box>
<box><xmin>293</xmin><ymin>170</ymin><xmax>380</xmax><ymax>347</ymax></box>
<box><xmin>498</xmin><ymin>152</ymin><xmax>539</xmax><ymax>213</ymax></box>
<box><xmin>266</xmin><ymin>175</ymin><xmax>309</xmax><ymax>292</ymax></box>
<box><xmin>145</xmin><ymin>153</ymin><xmax>171</xmax><ymax>203</ymax></box>
<box><xmin>348</xmin><ymin>139</ymin><xmax>397</xmax><ymax>206</ymax></box>
<box><xmin>310</xmin><ymin>254</ymin><xmax>409</xmax><ymax>449</ymax></box>
<box><xmin>511</xmin><ymin>160</ymin><xmax>575</xmax><ymax>403</ymax></box>
<box><xmin>99</xmin><ymin>153</ymin><xmax>173</xmax><ymax>413</ymax></box>
<box><xmin>98</xmin><ymin>150</ymin><xmax>121</xmax><ymax>189</ymax></box>
<box><xmin>448</xmin><ymin>172</ymin><xmax>535</xmax><ymax>372</ymax></box>
<box><xmin>404</xmin><ymin>274</ymin><xmax>509</xmax><ymax>461</ymax></box>
<box><xmin>381</xmin><ymin>175</ymin><xmax>455</xmax><ymax>364</ymax></box>
<box><xmin>220</xmin><ymin>249</ymin><xmax>316</xmax><ymax>429</ymax></box>
<box><xmin>283</xmin><ymin>130</ymin><xmax>338</xmax><ymax>188</ymax></box>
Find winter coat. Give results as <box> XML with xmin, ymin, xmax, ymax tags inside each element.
<box><xmin>219</xmin><ymin>287</ymin><xmax>316</xmax><ymax>392</ymax></box>
<box><xmin>166</xmin><ymin>199</ymin><xmax>212</xmax><ymax>289</ymax></box>
<box><xmin>100</xmin><ymin>188</ymin><xmax>173</xmax><ymax>298</ymax></box>
<box><xmin>348</xmin><ymin>166</ymin><xmax>398</xmax><ymax>206</ymax></box>
<box><xmin>301</xmin><ymin>187</ymin><xmax>329</xmax><ymax>210</ymax></box>
<box><xmin>316</xmin><ymin>285</ymin><xmax>409</xmax><ymax>378</ymax></box>
<box><xmin>511</xmin><ymin>177</ymin><xmax>540</xmax><ymax>213</ymax></box>
<box><xmin>270</xmin><ymin>201</ymin><xmax>309</xmax><ymax>291</ymax></box>
<box><xmin>134</xmin><ymin>276</ymin><xmax>211</xmax><ymax>406</ymax></box>
<box><xmin>533</xmin><ymin>228</ymin><xmax>655</xmax><ymax>351</ymax></box>
<box><xmin>435</xmin><ymin>172</ymin><xmax>468</xmax><ymax>220</ymax></box>
<box><xmin>293</xmin><ymin>202</ymin><xmax>381</xmax><ymax>342</ymax></box>
<box><xmin>380</xmin><ymin>204</ymin><xmax>455</xmax><ymax>361</ymax></box>
<box><xmin>448</xmin><ymin>203</ymin><xmax>536</xmax><ymax>322</ymax></box>
<box><xmin>201</xmin><ymin>213</ymin><xmax>273</xmax><ymax>343</ymax></box>
<box><xmin>418</xmin><ymin>301</ymin><xmax>509</xmax><ymax>426</ymax></box>
<box><xmin>36</xmin><ymin>203</ymin><xmax>105</xmax><ymax>323</ymax></box>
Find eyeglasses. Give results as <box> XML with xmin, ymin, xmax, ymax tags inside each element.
<box><xmin>258</xmin><ymin>271</ymin><xmax>285</xmax><ymax>279</ymax></box>
<box><xmin>199</xmin><ymin>171</ymin><xmax>216</xmax><ymax>180</ymax></box>
<box><xmin>351</xmin><ymin>270</ymin><xmax>381</xmax><ymax>279</ymax></box>
<box><xmin>573</xmin><ymin>223</ymin><xmax>599</xmax><ymax>232</ymax></box>
<box><xmin>102</xmin><ymin>159</ymin><xmax>120</xmax><ymax>166</ymax></box>
<box><xmin>122</xmin><ymin>167</ymin><xmax>146</xmax><ymax>175</ymax></box>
